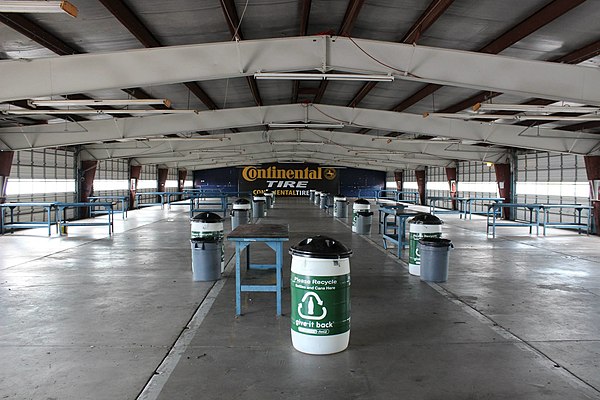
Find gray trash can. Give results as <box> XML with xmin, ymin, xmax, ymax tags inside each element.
<box><xmin>190</xmin><ymin>238</ymin><xmax>222</xmax><ymax>281</ymax></box>
<box><xmin>264</xmin><ymin>190</ymin><xmax>274</xmax><ymax>209</ymax></box>
<box><xmin>289</xmin><ymin>235</ymin><xmax>352</xmax><ymax>355</ymax></box>
<box><xmin>191</xmin><ymin>212</ymin><xmax>225</xmax><ymax>272</ymax></box>
<box><xmin>334</xmin><ymin>196</ymin><xmax>347</xmax><ymax>218</ymax></box>
<box><xmin>355</xmin><ymin>211</ymin><xmax>373</xmax><ymax>234</ymax></box>
<box><xmin>252</xmin><ymin>195</ymin><xmax>266</xmax><ymax>219</ymax></box>
<box><xmin>231</xmin><ymin>198</ymin><xmax>251</xmax><ymax>230</ymax></box>
<box><xmin>408</xmin><ymin>213</ymin><xmax>443</xmax><ymax>276</ymax></box>
<box><xmin>309</xmin><ymin>189</ymin><xmax>316</xmax><ymax>203</ymax></box>
<box><xmin>352</xmin><ymin>199</ymin><xmax>370</xmax><ymax>233</ymax></box>
<box><xmin>419</xmin><ymin>238</ymin><xmax>453</xmax><ymax>282</ymax></box>
<box><xmin>320</xmin><ymin>192</ymin><xmax>329</xmax><ymax>210</ymax></box>
<box><xmin>314</xmin><ymin>191</ymin><xmax>321</xmax><ymax>206</ymax></box>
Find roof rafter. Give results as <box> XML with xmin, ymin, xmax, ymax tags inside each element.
<box><xmin>219</xmin><ymin>0</ymin><xmax>263</xmax><ymax>107</ymax></box>
<box><xmin>313</xmin><ymin>0</ymin><xmax>365</xmax><ymax>104</ymax></box>
<box><xmin>389</xmin><ymin>0</ymin><xmax>587</xmax><ymax>116</ymax></box>
<box><xmin>347</xmin><ymin>0</ymin><xmax>454</xmax><ymax>108</ymax></box>
<box><xmin>0</xmin><ymin>11</ymin><xmax>168</xmax><ymax>114</ymax></box>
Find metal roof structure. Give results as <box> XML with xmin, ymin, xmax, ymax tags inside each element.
<box><xmin>0</xmin><ymin>0</ymin><xmax>599</xmax><ymax>171</ymax></box>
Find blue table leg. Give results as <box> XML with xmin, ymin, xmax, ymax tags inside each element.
<box><xmin>236</xmin><ymin>242</ymin><xmax>243</xmax><ymax>316</ymax></box>
<box><xmin>276</xmin><ymin>242</ymin><xmax>283</xmax><ymax>316</ymax></box>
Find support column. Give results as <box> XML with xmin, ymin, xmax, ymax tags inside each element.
<box><xmin>79</xmin><ymin>160</ymin><xmax>98</xmax><ymax>218</ymax></box>
<box><xmin>415</xmin><ymin>169</ymin><xmax>426</xmax><ymax>206</ymax></box>
<box><xmin>129</xmin><ymin>165</ymin><xmax>141</xmax><ymax>209</ymax></box>
<box><xmin>494</xmin><ymin>163</ymin><xmax>512</xmax><ymax>219</ymax></box>
<box><xmin>445</xmin><ymin>166</ymin><xmax>457</xmax><ymax>210</ymax></box>
<box><xmin>584</xmin><ymin>156</ymin><xmax>600</xmax><ymax>235</ymax></box>
<box><xmin>0</xmin><ymin>151</ymin><xmax>14</xmax><ymax>204</ymax></box>
<box><xmin>394</xmin><ymin>170</ymin><xmax>403</xmax><ymax>200</ymax></box>
<box><xmin>157</xmin><ymin>167</ymin><xmax>168</xmax><ymax>204</ymax></box>
<box><xmin>178</xmin><ymin>169</ymin><xmax>187</xmax><ymax>201</ymax></box>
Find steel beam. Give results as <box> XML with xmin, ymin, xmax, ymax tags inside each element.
<box><xmin>348</xmin><ymin>0</ymin><xmax>454</xmax><ymax>108</ymax></box>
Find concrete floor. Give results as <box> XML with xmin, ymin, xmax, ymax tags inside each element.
<box><xmin>1</xmin><ymin>198</ymin><xmax>599</xmax><ymax>399</ymax></box>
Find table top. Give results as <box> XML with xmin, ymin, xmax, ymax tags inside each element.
<box><xmin>56</xmin><ymin>202</ymin><xmax>114</xmax><ymax>208</ymax></box>
<box><xmin>380</xmin><ymin>207</ymin><xmax>419</xmax><ymax>216</ymax></box>
<box><xmin>227</xmin><ymin>223</ymin><xmax>289</xmax><ymax>240</ymax></box>
<box><xmin>0</xmin><ymin>202</ymin><xmax>57</xmax><ymax>207</ymax></box>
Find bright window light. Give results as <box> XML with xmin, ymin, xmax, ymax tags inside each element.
<box><xmin>93</xmin><ymin>179</ymin><xmax>129</xmax><ymax>191</ymax></box>
<box><xmin>385</xmin><ymin>180</ymin><xmax>397</xmax><ymax>189</ymax></box>
<box><xmin>404</xmin><ymin>182</ymin><xmax>418</xmax><ymax>190</ymax></box>
<box><xmin>6</xmin><ymin>179</ymin><xmax>75</xmax><ymax>195</ymax></box>
<box><xmin>426</xmin><ymin>182</ymin><xmax>449</xmax><ymax>191</ymax></box>
<box><xmin>137</xmin><ymin>180</ymin><xmax>157</xmax><ymax>190</ymax></box>
<box><xmin>183</xmin><ymin>180</ymin><xmax>193</xmax><ymax>188</ymax></box>
<box><xmin>165</xmin><ymin>180</ymin><xmax>178</xmax><ymax>188</ymax></box>
<box><xmin>458</xmin><ymin>182</ymin><xmax>498</xmax><ymax>194</ymax></box>
<box><xmin>517</xmin><ymin>182</ymin><xmax>589</xmax><ymax>198</ymax></box>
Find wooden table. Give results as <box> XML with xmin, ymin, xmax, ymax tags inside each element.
<box><xmin>227</xmin><ymin>224</ymin><xmax>289</xmax><ymax>316</ymax></box>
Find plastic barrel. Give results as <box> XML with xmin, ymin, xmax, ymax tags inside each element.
<box><xmin>190</xmin><ymin>238</ymin><xmax>222</xmax><ymax>281</ymax></box>
<box><xmin>231</xmin><ymin>198</ymin><xmax>251</xmax><ymax>230</ymax></box>
<box><xmin>352</xmin><ymin>199</ymin><xmax>370</xmax><ymax>233</ymax></box>
<box><xmin>320</xmin><ymin>193</ymin><xmax>329</xmax><ymax>210</ymax></box>
<box><xmin>314</xmin><ymin>191</ymin><xmax>321</xmax><ymax>206</ymax></box>
<box><xmin>191</xmin><ymin>212</ymin><xmax>225</xmax><ymax>272</ymax></box>
<box><xmin>252</xmin><ymin>196</ymin><xmax>267</xmax><ymax>219</ymax></box>
<box><xmin>419</xmin><ymin>238</ymin><xmax>453</xmax><ymax>282</ymax></box>
<box><xmin>333</xmin><ymin>196</ymin><xmax>347</xmax><ymax>218</ymax></box>
<box><xmin>408</xmin><ymin>213</ymin><xmax>443</xmax><ymax>276</ymax></box>
<box><xmin>264</xmin><ymin>190</ymin><xmax>274</xmax><ymax>209</ymax></box>
<box><xmin>290</xmin><ymin>235</ymin><xmax>353</xmax><ymax>355</ymax></box>
<box><xmin>355</xmin><ymin>211</ymin><xmax>373</xmax><ymax>234</ymax></box>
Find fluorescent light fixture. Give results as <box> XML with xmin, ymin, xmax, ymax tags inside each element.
<box><xmin>254</xmin><ymin>72</ymin><xmax>394</xmax><ymax>82</ymax></box>
<box><xmin>268</xmin><ymin>123</ymin><xmax>345</xmax><ymax>129</ymax></box>
<box><xmin>2</xmin><ymin>109</ymin><xmax>196</xmax><ymax>115</ymax></box>
<box><xmin>0</xmin><ymin>1</ymin><xmax>78</xmax><ymax>17</ymax></box>
<box><xmin>423</xmin><ymin>112</ymin><xmax>600</xmax><ymax>122</ymax></box>
<box><xmin>473</xmin><ymin>103</ymin><xmax>599</xmax><ymax>114</ymax></box>
<box><xmin>270</xmin><ymin>141</ymin><xmax>325</xmax><ymax>145</ymax></box>
<box><xmin>28</xmin><ymin>98</ymin><xmax>172</xmax><ymax>108</ymax></box>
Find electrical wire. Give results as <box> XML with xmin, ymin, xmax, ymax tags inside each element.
<box><xmin>346</xmin><ymin>36</ymin><xmax>421</xmax><ymax>79</ymax></box>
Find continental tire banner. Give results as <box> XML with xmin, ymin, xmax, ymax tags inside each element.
<box><xmin>239</xmin><ymin>163</ymin><xmax>339</xmax><ymax>196</ymax></box>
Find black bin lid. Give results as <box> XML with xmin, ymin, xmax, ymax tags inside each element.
<box><xmin>408</xmin><ymin>213</ymin><xmax>443</xmax><ymax>225</ymax></box>
<box><xmin>191</xmin><ymin>237</ymin><xmax>221</xmax><ymax>244</ymax></box>
<box><xmin>354</xmin><ymin>198</ymin><xmax>370</xmax><ymax>205</ymax></box>
<box><xmin>357</xmin><ymin>211</ymin><xmax>373</xmax><ymax>216</ymax></box>
<box><xmin>234</xmin><ymin>198</ymin><xmax>250</xmax><ymax>204</ymax></box>
<box><xmin>191</xmin><ymin>212</ymin><xmax>223</xmax><ymax>223</ymax></box>
<box><xmin>289</xmin><ymin>235</ymin><xmax>353</xmax><ymax>259</ymax></box>
<box><xmin>418</xmin><ymin>237</ymin><xmax>453</xmax><ymax>248</ymax></box>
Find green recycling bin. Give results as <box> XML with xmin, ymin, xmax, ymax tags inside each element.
<box><xmin>290</xmin><ymin>235</ymin><xmax>352</xmax><ymax>355</ymax></box>
<box><xmin>408</xmin><ymin>213</ymin><xmax>443</xmax><ymax>276</ymax></box>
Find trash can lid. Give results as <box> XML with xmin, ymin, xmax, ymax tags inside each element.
<box><xmin>191</xmin><ymin>212</ymin><xmax>223</xmax><ymax>223</ymax></box>
<box><xmin>408</xmin><ymin>213</ymin><xmax>443</xmax><ymax>225</ymax></box>
<box><xmin>334</xmin><ymin>196</ymin><xmax>347</xmax><ymax>201</ymax></box>
<box><xmin>289</xmin><ymin>235</ymin><xmax>353</xmax><ymax>259</ymax></box>
<box><xmin>234</xmin><ymin>198</ymin><xmax>250</xmax><ymax>204</ymax></box>
<box><xmin>357</xmin><ymin>211</ymin><xmax>373</xmax><ymax>216</ymax></box>
<box><xmin>309</xmin><ymin>189</ymin><xmax>315</xmax><ymax>192</ymax></box>
<box><xmin>418</xmin><ymin>237</ymin><xmax>453</xmax><ymax>248</ymax></box>
<box><xmin>253</xmin><ymin>196</ymin><xmax>266</xmax><ymax>201</ymax></box>
<box><xmin>354</xmin><ymin>198</ymin><xmax>370</xmax><ymax>205</ymax></box>
<box><xmin>191</xmin><ymin>237</ymin><xmax>221</xmax><ymax>244</ymax></box>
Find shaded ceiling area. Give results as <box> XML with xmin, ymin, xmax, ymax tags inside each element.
<box><xmin>0</xmin><ymin>0</ymin><xmax>599</xmax><ymax>171</ymax></box>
